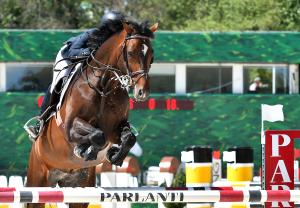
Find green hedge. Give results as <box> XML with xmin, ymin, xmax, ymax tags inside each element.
<box><xmin>1</xmin><ymin>93</ymin><xmax>299</xmax><ymax>175</ymax></box>
<box><xmin>2</xmin><ymin>30</ymin><xmax>300</xmax><ymax>63</ymax></box>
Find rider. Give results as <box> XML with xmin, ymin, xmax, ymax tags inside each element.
<box><xmin>25</xmin><ymin>11</ymin><xmax>126</xmax><ymax>139</ymax></box>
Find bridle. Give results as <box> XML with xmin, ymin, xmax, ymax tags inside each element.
<box><xmin>122</xmin><ymin>34</ymin><xmax>152</xmax><ymax>84</ymax></box>
<box><xmin>83</xmin><ymin>34</ymin><xmax>153</xmax><ymax>97</ymax></box>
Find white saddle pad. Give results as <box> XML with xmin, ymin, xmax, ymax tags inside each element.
<box><xmin>51</xmin><ymin>45</ymin><xmax>82</xmax><ymax>110</ymax></box>
<box><xmin>56</xmin><ymin>63</ymin><xmax>81</xmax><ymax>110</ymax></box>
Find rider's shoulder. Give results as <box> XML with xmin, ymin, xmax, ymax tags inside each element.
<box><xmin>85</xmin><ymin>28</ymin><xmax>100</xmax><ymax>37</ymax></box>
<box><xmin>64</xmin><ymin>28</ymin><xmax>97</xmax><ymax>45</ymax></box>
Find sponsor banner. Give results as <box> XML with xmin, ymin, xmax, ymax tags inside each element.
<box><xmin>265</xmin><ymin>130</ymin><xmax>300</xmax><ymax>208</ymax></box>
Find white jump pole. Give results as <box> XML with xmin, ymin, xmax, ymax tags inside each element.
<box><xmin>0</xmin><ymin>188</ymin><xmax>300</xmax><ymax>203</ymax></box>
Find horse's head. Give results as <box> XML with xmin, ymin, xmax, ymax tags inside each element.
<box><xmin>120</xmin><ymin>21</ymin><xmax>158</xmax><ymax>101</ymax></box>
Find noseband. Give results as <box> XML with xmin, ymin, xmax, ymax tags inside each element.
<box><xmin>84</xmin><ymin>34</ymin><xmax>152</xmax><ymax>97</ymax></box>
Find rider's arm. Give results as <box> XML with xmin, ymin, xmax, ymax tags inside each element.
<box><xmin>64</xmin><ymin>28</ymin><xmax>98</xmax><ymax>57</ymax></box>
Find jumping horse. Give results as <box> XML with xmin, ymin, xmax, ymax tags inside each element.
<box><xmin>26</xmin><ymin>21</ymin><xmax>158</xmax><ymax>208</ymax></box>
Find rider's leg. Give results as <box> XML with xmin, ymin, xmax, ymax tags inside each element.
<box><xmin>41</xmin><ymin>78</ymin><xmax>63</xmax><ymax>116</ymax></box>
<box><xmin>27</xmin><ymin>81</ymin><xmax>62</xmax><ymax>139</ymax></box>
<box><xmin>40</xmin><ymin>85</ymin><xmax>51</xmax><ymax>115</ymax></box>
<box><xmin>25</xmin><ymin>44</ymin><xmax>69</xmax><ymax>139</ymax></box>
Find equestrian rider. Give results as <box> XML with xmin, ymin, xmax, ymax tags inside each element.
<box><xmin>25</xmin><ymin>11</ymin><xmax>126</xmax><ymax>139</ymax></box>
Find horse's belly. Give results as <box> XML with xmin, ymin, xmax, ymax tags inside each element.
<box><xmin>37</xmin><ymin>136</ymin><xmax>112</xmax><ymax>170</ymax></box>
<box><xmin>48</xmin><ymin>168</ymin><xmax>95</xmax><ymax>187</ymax></box>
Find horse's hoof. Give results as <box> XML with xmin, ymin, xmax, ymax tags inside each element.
<box><xmin>115</xmin><ymin>159</ymin><xmax>124</xmax><ymax>166</ymax></box>
<box><xmin>74</xmin><ymin>143</ymin><xmax>90</xmax><ymax>158</ymax></box>
<box><xmin>106</xmin><ymin>146</ymin><xmax>124</xmax><ymax>166</ymax></box>
<box><xmin>83</xmin><ymin>145</ymin><xmax>98</xmax><ymax>161</ymax></box>
<box><xmin>106</xmin><ymin>146</ymin><xmax>119</xmax><ymax>160</ymax></box>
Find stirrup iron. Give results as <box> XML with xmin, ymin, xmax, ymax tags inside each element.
<box><xmin>24</xmin><ymin>116</ymin><xmax>44</xmax><ymax>142</ymax></box>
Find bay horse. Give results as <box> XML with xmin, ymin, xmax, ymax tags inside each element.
<box><xmin>26</xmin><ymin>21</ymin><xmax>158</xmax><ymax>208</ymax></box>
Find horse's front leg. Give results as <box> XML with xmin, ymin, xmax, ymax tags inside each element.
<box><xmin>70</xmin><ymin>117</ymin><xmax>106</xmax><ymax>161</ymax></box>
<box><xmin>107</xmin><ymin>122</ymin><xmax>136</xmax><ymax>166</ymax></box>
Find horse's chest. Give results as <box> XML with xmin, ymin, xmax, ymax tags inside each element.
<box><xmin>105</xmin><ymin>97</ymin><xmax>129</xmax><ymax>117</ymax></box>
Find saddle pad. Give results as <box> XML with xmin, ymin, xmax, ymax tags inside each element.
<box><xmin>51</xmin><ymin>45</ymin><xmax>70</xmax><ymax>93</ymax></box>
<box><xmin>51</xmin><ymin>45</ymin><xmax>83</xmax><ymax>110</ymax></box>
<box><xmin>57</xmin><ymin>63</ymin><xmax>82</xmax><ymax>110</ymax></box>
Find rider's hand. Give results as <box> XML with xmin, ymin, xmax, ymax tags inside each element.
<box><xmin>81</xmin><ymin>48</ymin><xmax>91</xmax><ymax>56</ymax></box>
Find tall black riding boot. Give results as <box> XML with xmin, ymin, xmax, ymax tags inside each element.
<box><xmin>28</xmin><ymin>85</ymin><xmax>60</xmax><ymax>139</ymax></box>
<box><xmin>40</xmin><ymin>85</ymin><xmax>52</xmax><ymax>115</ymax></box>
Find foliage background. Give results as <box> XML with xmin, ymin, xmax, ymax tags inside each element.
<box><xmin>0</xmin><ymin>93</ymin><xmax>299</xmax><ymax>176</ymax></box>
<box><xmin>1</xmin><ymin>0</ymin><xmax>300</xmax><ymax>31</ymax></box>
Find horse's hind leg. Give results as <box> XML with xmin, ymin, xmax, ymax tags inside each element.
<box><xmin>26</xmin><ymin>144</ymin><xmax>49</xmax><ymax>208</ymax></box>
<box><xmin>58</xmin><ymin>167</ymin><xmax>96</xmax><ymax>208</ymax></box>
<box><xmin>69</xmin><ymin>203</ymin><xmax>89</xmax><ymax>208</ymax></box>
<box><xmin>67</xmin><ymin>168</ymin><xmax>95</xmax><ymax>208</ymax></box>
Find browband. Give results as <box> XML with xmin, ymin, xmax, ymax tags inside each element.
<box><xmin>125</xmin><ymin>35</ymin><xmax>151</xmax><ymax>40</ymax></box>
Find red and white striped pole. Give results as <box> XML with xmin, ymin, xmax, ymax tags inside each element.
<box><xmin>0</xmin><ymin>188</ymin><xmax>300</xmax><ymax>203</ymax></box>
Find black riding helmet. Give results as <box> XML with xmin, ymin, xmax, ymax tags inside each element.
<box><xmin>100</xmin><ymin>11</ymin><xmax>126</xmax><ymax>32</ymax></box>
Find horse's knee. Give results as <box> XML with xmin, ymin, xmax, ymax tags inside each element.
<box><xmin>72</xmin><ymin>129</ymin><xmax>106</xmax><ymax>161</ymax></box>
<box><xmin>70</xmin><ymin>117</ymin><xmax>107</xmax><ymax>161</ymax></box>
<box><xmin>120</xmin><ymin>127</ymin><xmax>136</xmax><ymax>149</ymax></box>
<box><xmin>106</xmin><ymin>124</ymin><xmax>137</xmax><ymax>166</ymax></box>
<box><xmin>89</xmin><ymin>129</ymin><xmax>105</xmax><ymax>147</ymax></box>
<box><xmin>72</xmin><ymin>117</ymin><xmax>97</xmax><ymax>134</ymax></box>
<box><xmin>118</xmin><ymin>121</ymin><xmax>136</xmax><ymax>146</ymax></box>
<box><xmin>70</xmin><ymin>118</ymin><xmax>106</xmax><ymax>147</ymax></box>
<box><xmin>70</xmin><ymin>128</ymin><xmax>90</xmax><ymax>143</ymax></box>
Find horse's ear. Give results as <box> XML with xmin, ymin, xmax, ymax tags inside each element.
<box><xmin>149</xmin><ymin>23</ymin><xmax>158</xmax><ymax>33</ymax></box>
<box><xmin>123</xmin><ymin>22</ymin><xmax>133</xmax><ymax>34</ymax></box>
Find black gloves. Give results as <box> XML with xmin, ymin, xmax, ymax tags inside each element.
<box><xmin>81</xmin><ymin>48</ymin><xmax>91</xmax><ymax>56</ymax></box>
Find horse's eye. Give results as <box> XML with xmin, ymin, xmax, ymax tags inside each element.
<box><xmin>128</xmin><ymin>51</ymin><xmax>134</xmax><ymax>57</ymax></box>
<box><xmin>150</xmin><ymin>57</ymin><xmax>154</xmax><ymax>64</ymax></box>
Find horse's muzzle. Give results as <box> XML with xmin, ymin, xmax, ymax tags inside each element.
<box><xmin>133</xmin><ymin>88</ymin><xmax>149</xmax><ymax>102</ymax></box>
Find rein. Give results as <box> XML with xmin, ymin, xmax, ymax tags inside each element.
<box><xmin>84</xmin><ymin>34</ymin><xmax>152</xmax><ymax>97</ymax></box>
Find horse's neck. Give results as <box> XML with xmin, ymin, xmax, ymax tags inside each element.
<box><xmin>79</xmin><ymin>30</ymin><xmax>127</xmax><ymax>100</ymax></box>
<box><xmin>94</xmin><ymin>30</ymin><xmax>126</xmax><ymax>66</ymax></box>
